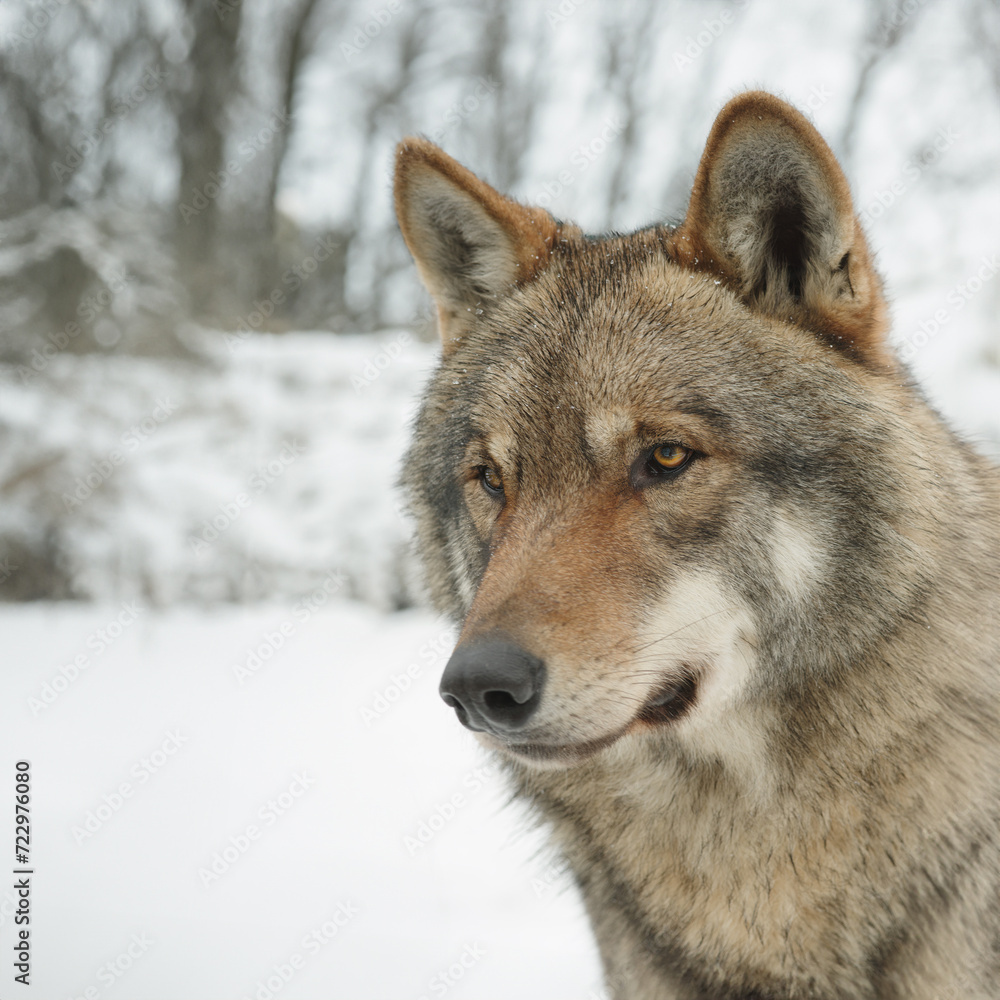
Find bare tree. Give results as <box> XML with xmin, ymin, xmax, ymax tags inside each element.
<box><xmin>602</xmin><ymin>0</ymin><xmax>661</xmax><ymax>228</ymax></box>
<box><xmin>172</xmin><ymin>0</ymin><xmax>243</xmax><ymax>321</ymax></box>
<box><xmin>839</xmin><ymin>0</ymin><xmax>932</xmax><ymax>168</ymax></box>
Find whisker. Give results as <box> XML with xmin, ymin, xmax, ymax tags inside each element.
<box><xmin>627</xmin><ymin>606</ymin><xmax>739</xmax><ymax>656</ymax></box>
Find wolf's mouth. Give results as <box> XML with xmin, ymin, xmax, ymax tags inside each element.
<box><xmin>498</xmin><ymin>670</ymin><xmax>700</xmax><ymax>766</ymax></box>
<box><xmin>635</xmin><ymin>672</ymin><xmax>699</xmax><ymax>725</ymax></box>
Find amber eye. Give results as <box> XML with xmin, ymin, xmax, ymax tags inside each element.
<box><xmin>648</xmin><ymin>443</ymin><xmax>693</xmax><ymax>474</ymax></box>
<box><xmin>480</xmin><ymin>465</ymin><xmax>504</xmax><ymax>495</ymax></box>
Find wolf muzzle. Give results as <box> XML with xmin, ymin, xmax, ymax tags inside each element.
<box><xmin>439</xmin><ymin>637</ymin><xmax>545</xmax><ymax>735</ymax></box>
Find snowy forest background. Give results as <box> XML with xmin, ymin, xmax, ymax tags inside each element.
<box><xmin>1</xmin><ymin>1</ymin><xmax>999</xmax><ymax>998</ymax></box>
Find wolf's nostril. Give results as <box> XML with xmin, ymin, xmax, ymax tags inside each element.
<box><xmin>484</xmin><ymin>689</ymin><xmax>520</xmax><ymax>712</ymax></box>
<box><xmin>439</xmin><ymin>637</ymin><xmax>546</xmax><ymax>734</ymax></box>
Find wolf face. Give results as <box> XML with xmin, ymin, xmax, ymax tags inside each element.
<box><xmin>394</xmin><ymin>92</ymin><xmax>1000</xmax><ymax>997</ymax></box>
<box><xmin>394</xmin><ymin>93</ymin><xmax>949</xmax><ymax>771</ymax></box>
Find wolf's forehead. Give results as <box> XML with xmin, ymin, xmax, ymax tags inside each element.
<box><xmin>511</xmin><ymin>254</ymin><xmax>743</xmax><ymax>372</ymax></box>
<box><xmin>464</xmin><ymin>254</ymin><xmax>769</xmax><ymax>454</ymax></box>
<box><xmin>583</xmin><ymin>407</ymin><xmax>639</xmax><ymax>464</ymax></box>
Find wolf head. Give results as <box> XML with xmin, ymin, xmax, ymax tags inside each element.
<box><xmin>393</xmin><ymin>92</ymin><xmax>965</xmax><ymax>771</ymax></box>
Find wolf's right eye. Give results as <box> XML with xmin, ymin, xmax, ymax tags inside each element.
<box><xmin>646</xmin><ymin>443</ymin><xmax>694</xmax><ymax>477</ymax></box>
<box><xmin>650</xmin><ymin>444</ymin><xmax>691</xmax><ymax>471</ymax></box>
<box><xmin>632</xmin><ymin>443</ymin><xmax>697</xmax><ymax>489</ymax></box>
<box><xmin>479</xmin><ymin>465</ymin><xmax>504</xmax><ymax>496</ymax></box>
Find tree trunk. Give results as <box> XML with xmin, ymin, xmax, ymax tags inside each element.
<box><xmin>174</xmin><ymin>0</ymin><xmax>243</xmax><ymax>321</ymax></box>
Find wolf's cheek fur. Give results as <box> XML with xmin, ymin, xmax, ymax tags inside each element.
<box><xmin>637</xmin><ymin>571</ymin><xmax>758</xmax><ymax>739</ymax></box>
<box><xmin>767</xmin><ymin>510</ymin><xmax>828</xmax><ymax>602</ymax></box>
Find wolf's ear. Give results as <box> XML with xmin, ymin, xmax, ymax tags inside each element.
<box><xmin>675</xmin><ymin>91</ymin><xmax>891</xmax><ymax>366</ymax></box>
<box><xmin>394</xmin><ymin>138</ymin><xmax>564</xmax><ymax>353</ymax></box>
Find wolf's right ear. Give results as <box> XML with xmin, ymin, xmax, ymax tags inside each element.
<box><xmin>394</xmin><ymin>138</ymin><xmax>564</xmax><ymax>353</ymax></box>
<box><xmin>674</xmin><ymin>91</ymin><xmax>892</xmax><ymax>367</ymax></box>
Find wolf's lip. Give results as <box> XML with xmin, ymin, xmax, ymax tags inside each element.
<box><xmin>497</xmin><ymin>671</ymin><xmax>699</xmax><ymax>766</ymax></box>
<box><xmin>501</xmin><ymin>731</ymin><xmax>624</xmax><ymax>765</ymax></box>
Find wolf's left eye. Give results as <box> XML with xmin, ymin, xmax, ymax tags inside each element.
<box><xmin>648</xmin><ymin>443</ymin><xmax>693</xmax><ymax>474</ymax></box>
<box><xmin>479</xmin><ymin>465</ymin><xmax>504</xmax><ymax>496</ymax></box>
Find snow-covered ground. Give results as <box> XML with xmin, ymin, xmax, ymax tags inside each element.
<box><xmin>0</xmin><ymin>599</ymin><xmax>600</xmax><ymax>999</ymax></box>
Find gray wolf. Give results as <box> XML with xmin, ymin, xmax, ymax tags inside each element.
<box><xmin>393</xmin><ymin>91</ymin><xmax>1000</xmax><ymax>998</ymax></box>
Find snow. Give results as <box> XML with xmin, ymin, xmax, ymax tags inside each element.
<box><xmin>0</xmin><ymin>599</ymin><xmax>601</xmax><ymax>999</ymax></box>
<box><xmin>0</xmin><ymin>332</ymin><xmax>437</xmax><ymax>608</ymax></box>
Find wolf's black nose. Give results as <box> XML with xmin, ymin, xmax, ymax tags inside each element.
<box><xmin>439</xmin><ymin>639</ymin><xmax>545</xmax><ymax>734</ymax></box>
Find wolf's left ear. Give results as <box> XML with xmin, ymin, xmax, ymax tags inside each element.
<box><xmin>394</xmin><ymin>138</ymin><xmax>565</xmax><ymax>353</ymax></box>
<box><xmin>675</xmin><ymin>91</ymin><xmax>891</xmax><ymax>366</ymax></box>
